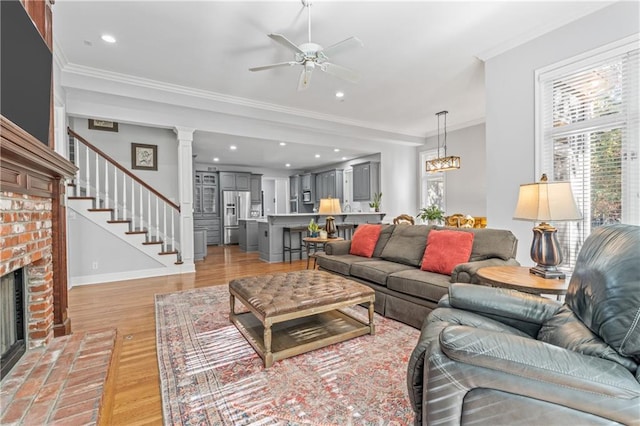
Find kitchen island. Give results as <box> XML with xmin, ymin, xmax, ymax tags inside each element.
<box><xmin>257</xmin><ymin>212</ymin><xmax>386</xmax><ymax>263</ymax></box>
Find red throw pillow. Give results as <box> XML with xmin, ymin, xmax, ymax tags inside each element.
<box><xmin>349</xmin><ymin>224</ymin><xmax>383</xmax><ymax>257</ymax></box>
<box><xmin>421</xmin><ymin>229</ymin><xmax>474</xmax><ymax>275</ymax></box>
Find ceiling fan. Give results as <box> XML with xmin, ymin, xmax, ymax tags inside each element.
<box><xmin>249</xmin><ymin>0</ymin><xmax>363</xmax><ymax>91</ymax></box>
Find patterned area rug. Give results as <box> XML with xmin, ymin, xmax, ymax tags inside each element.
<box><xmin>155</xmin><ymin>285</ymin><xmax>420</xmax><ymax>425</ymax></box>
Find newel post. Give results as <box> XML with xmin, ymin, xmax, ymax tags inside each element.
<box><xmin>174</xmin><ymin>127</ymin><xmax>195</xmax><ymax>266</ymax></box>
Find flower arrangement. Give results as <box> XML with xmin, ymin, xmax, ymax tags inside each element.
<box><xmin>308</xmin><ymin>218</ymin><xmax>320</xmax><ymax>237</ymax></box>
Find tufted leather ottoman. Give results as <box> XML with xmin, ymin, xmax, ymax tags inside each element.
<box><xmin>229</xmin><ymin>270</ymin><xmax>375</xmax><ymax>368</ymax></box>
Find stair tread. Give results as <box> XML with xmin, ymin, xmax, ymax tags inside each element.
<box><xmin>69</xmin><ymin>196</ymin><xmax>94</xmax><ymax>200</ymax></box>
<box><xmin>175</xmin><ymin>261</ymin><xmax>184</xmax><ymax>265</ymax></box>
<box><xmin>142</xmin><ymin>241</ymin><xmax>163</xmax><ymax>245</ymax></box>
<box><xmin>88</xmin><ymin>208</ymin><xmax>113</xmax><ymax>212</ymax></box>
<box><xmin>107</xmin><ymin>220</ymin><xmax>131</xmax><ymax>224</ymax></box>
<box><xmin>159</xmin><ymin>251</ymin><xmax>178</xmax><ymax>255</ymax></box>
<box><xmin>125</xmin><ymin>231</ymin><xmax>147</xmax><ymax>235</ymax></box>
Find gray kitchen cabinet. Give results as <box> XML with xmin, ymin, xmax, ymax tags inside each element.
<box><xmin>194</xmin><ymin>218</ymin><xmax>220</xmax><ymax>245</ymax></box>
<box><xmin>315</xmin><ymin>173</ymin><xmax>322</xmax><ymax>203</ymax></box>
<box><xmin>194</xmin><ymin>171</ymin><xmax>220</xmax><ymax>245</ymax></box>
<box><xmin>317</xmin><ymin>169</ymin><xmax>343</xmax><ymax>202</ymax></box>
<box><xmin>219</xmin><ymin>172</ymin><xmax>251</xmax><ymax>191</ymax></box>
<box><xmin>239</xmin><ymin>220</ymin><xmax>259</xmax><ymax>252</ymax></box>
<box><xmin>352</xmin><ymin>161</ymin><xmax>379</xmax><ymax>201</ymax></box>
<box><xmin>301</xmin><ymin>173</ymin><xmax>313</xmax><ymax>191</ymax></box>
<box><xmin>194</xmin><ymin>171</ymin><xmax>218</xmax><ymax>217</ymax></box>
<box><xmin>250</xmin><ymin>174</ymin><xmax>262</xmax><ymax>204</ymax></box>
<box><xmin>289</xmin><ymin>175</ymin><xmax>299</xmax><ymax>199</ymax></box>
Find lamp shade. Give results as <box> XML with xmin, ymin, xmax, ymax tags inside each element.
<box><xmin>513</xmin><ymin>180</ymin><xmax>582</xmax><ymax>222</ymax></box>
<box><xmin>318</xmin><ymin>198</ymin><xmax>342</xmax><ymax>215</ymax></box>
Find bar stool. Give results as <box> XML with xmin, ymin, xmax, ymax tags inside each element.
<box><xmin>336</xmin><ymin>223</ymin><xmax>356</xmax><ymax>240</ymax></box>
<box><xmin>282</xmin><ymin>226</ymin><xmax>307</xmax><ymax>263</ymax></box>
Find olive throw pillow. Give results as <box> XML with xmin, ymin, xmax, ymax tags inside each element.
<box><xmin>349</xmin><ymin>224</ymin><xmax>382</xmax><ymax>257</ymax></box>
<box><xmin>421</xmin><ymin>229</ymin><xmax>475</xmax><ymax>275</ymax></box>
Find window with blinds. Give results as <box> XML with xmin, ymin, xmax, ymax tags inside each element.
<box><xmin>420</xmin><ymin>149</ymin><xmax>445</xmax><ymax>211</ymax></box>
<box><xmin>536</xmin><ymin>36</ymin><xmax>639</xmax><ymax>270</ymax></box>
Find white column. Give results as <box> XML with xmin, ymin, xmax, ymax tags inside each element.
<box><xmin>174</xmin><ymin>126</ymin><xmax>195</xmax><ymax>267</ymax></box>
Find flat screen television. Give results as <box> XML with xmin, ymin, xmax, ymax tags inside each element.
<box><xmin>1</xmin><ymin>0</ymin><xmax>52</xmax><ymax>146</ymax></box>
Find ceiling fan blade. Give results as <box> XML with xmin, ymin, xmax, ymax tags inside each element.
<box><xmin>297</xmin><ymin>66</ymin><xmax>313</xmax><ymax>91</ymax></box>
<box><xmin>320</xmin><ymin>36</ymin><xmax>364</xmax><ymax>59</ymax></box>
<box><xmin>249</xmin><ymin>62</ymin><xmax>298</xmax><ymax>72</ymax></box>
<box><xmin>321</xmin><ymin>62</ymin><xmax>360</xmax><ymax>83</ymax></box>
<box><xmin>268</xmin><ymin>33</ymin><xmax>305</xmax><ymax>55</ymax></box>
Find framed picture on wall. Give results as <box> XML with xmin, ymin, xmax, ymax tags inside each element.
<box><xmin>131</xmin><ymin>143</ymin><xmax>158</xmax><ymax>171</ymax></box>
<box><xmin>88</xmin><ymin>119</ymin><xmax>119</xmax><ymax>132</ymax></box>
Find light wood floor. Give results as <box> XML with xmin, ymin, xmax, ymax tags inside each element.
<box><xmin>69</xmin><ymin>246</ymin><xmax>307</xmax><ymax>425</ymax></box>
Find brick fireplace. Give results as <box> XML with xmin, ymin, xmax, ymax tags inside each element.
<box><xmin>0</xmin><ymin>116</ymin><xmax>77</xmax><ymax>369</ymax></box>
<box><xmin>1</xmin><ymin>191</ymin><xmax>55</xmax><ymax>349</ymax></box>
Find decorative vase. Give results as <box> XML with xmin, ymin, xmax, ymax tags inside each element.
<box><xmin>319</xmin><ymin>230</ymin><xmax>328</xmax><ymax>239</ymax></box>
<box><xmin>310</xmin><ymin>231</ymin><xmax>319</xmax><ymax>238</ymax></box>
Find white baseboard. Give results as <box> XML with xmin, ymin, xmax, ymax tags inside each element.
<box><xmin>70</xmin><ymin>263</ymin><xmax>195</xmax><ymax>286</ymax></box>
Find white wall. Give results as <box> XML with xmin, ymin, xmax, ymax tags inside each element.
<box><xmin>485</xmin><ymin>1</ymin><xmax>639</xmax><ymax>264</ymax></box>
<box><xmin>70</xmin><ymin>117</ymin><xmax>180</xmax><ymax>203</ymax></box>
<box><xmin>418</xmin><ymin>123</ymin><xmax>486</xmax><ymax>216</ymax></box>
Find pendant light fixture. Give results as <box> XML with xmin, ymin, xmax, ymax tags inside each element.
<box><xmin>425</xmin><ymin>110</ymin><xmax>461</xmax><ymax>173</ymax></box>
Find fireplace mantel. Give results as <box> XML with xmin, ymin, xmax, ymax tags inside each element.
<box><xmin>1</xmin><ymin>116</ymin><xmax>76</xmax><ymax>189</ymax></box>
<box><xmin>1</xmin><ymin>114</ymin><xmax>77</xmax><ymax>340</ymax></box>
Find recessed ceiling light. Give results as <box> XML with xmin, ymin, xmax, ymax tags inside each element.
<box><xmin>213</xmin><ymin>157</ymin><xmax>219</xmax><ymax>162</ymax></box>
<box><xmin>341</xmin><ymin>157</ymin><xmax>347</xmax><ymax>160</ymax></box>
<box><xmin>101</xmin><ymin>34</ymin><xmax>116</xmax><ymax>43</ymax></box>
<box><xmin>230</xmin><ymin>145</ymin><xmax>237</xmax><ymax>150</ymax></box>
<box><xmin>334</xmin><ymin>148</ymin><xmax>340</xmax><ymax>152</ymax></box>
<box><xmin>315</xmin><ymin>154</ymin><xmax>320</xmax><ymax>158</ymax></box>
<box><xmin>285</xmin><ymin>163</ymin><xmax>291</xmax><ymax>168</ymax></box>
<box><xmin>335</xmin><ymin>91</ymin><xmax>344</xmax><ymax>98</ymax></box>
<box><xmin>279</xmin><ymin>142</ymin><xmax>286</xmax><ymax>146</ymax></box>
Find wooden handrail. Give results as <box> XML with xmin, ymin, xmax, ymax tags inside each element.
<box><xmin>67</xmin><ymin>127</ymin><xmax>180</xmax><ymax>212</ymax></box>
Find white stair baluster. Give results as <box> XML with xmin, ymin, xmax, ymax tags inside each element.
<box><xmin>95</xmin><ymin>150</ymin><xmax>100</xmax><ymax>202</ymax></box>
<box><xmin>122</xmin><ymin>172</ymin><xmax>127</xmax><ymax>224</ymax></box>
<box><xmin>147</xmin><ymin>191</ymin><xmax>151</xmax><ymax>240</ymax></box>
<box><xmin>163</xmin><ymin>204</ymin><xmax>167</xmax><ymax>250</ymax></box>
<box><xmin>171</xmin><ymin>209</ymin><xmax>175</xmax><ymax>252</ymax></box>
<box><xmin>85</xmin><ymin>144</ymin><xmax>90</xmax><ymax>197</ymax></box>
<box><xmin>155</xmin><ymin>197</ymin><xmax>159</xmax><ymax>243</ymax></box>
<box><xmin>140</xmin><ymin>184</ymin><xmax>144</xmax><ymax>232</ymax></box>
<box><xmin>131</xmin><ymin>177</ymin><xmax>135</xmax><ymax>231</ymax></box>
<box><xmin>113</xmin><ymin>167</ymin><xmax>118</xmax><ymax>219</ymax></box>
<box><xmin>104</xmin><ymin>162</ymin><xmax>109</xmax><ymax>209</ymax></box>
<box><xmin>74</xmin><ymin>137</ymin><xmax>80</xmax><ymax>196</ymax></box>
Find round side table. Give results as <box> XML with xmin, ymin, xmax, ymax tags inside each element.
<box><xmin>476</xmin><ymin>266</ymin><xmax>568</xmax><ymax>300</ymax></box>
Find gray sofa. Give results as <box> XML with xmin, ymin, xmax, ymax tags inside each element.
<box><xmin>316</xmin><ymin>224</ymin><xmax>519</xmax><ymax>328</ymax></box>
<box><xmin>407</xmin><ymin>224</ymin><xmax>640</xmax><ymax>425</ymax></box>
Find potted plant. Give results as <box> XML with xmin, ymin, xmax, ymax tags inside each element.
<box><xmin>417</xmin><ymin>205</ymin><xmax>445</xmax><ymax>225</ymax></box>
<box><xmin>308</xmin><ymin>218</ymin><xmax>320</xmax><ymax>237</ymax></box>
<box><xmin>369</xmin><ymin>192</ymin><xmax>382</xmax><ymax>212</ymax></box>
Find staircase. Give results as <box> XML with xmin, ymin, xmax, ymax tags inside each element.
<box><xmin>67</xmin><ymin>128</ymin><xmax>183</xmax><ymax>280</ymax></box>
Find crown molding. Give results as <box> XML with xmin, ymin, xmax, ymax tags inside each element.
<box><xmin>61</xmin><ymin>63</ymin><xmax>424</xmax><ymax>140</ymax></box>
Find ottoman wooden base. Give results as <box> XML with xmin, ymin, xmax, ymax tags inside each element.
<box><xmin>229</xmin><ymin>270</ymin><xmax>375</xmax><ymax>368</ymax></box>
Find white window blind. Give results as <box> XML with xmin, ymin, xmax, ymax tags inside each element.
<box><xmin>420</xmin><ymin>149</ymin><xmax>445</xmax><ymax>212</ymax></box>
<box><xmin>537</xmin><ymin>38</ymin><xmax>639</xmax><ymax>269</ymax></box>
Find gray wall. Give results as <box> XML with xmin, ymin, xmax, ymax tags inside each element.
<box><xmin>418</xmin><ymin>123</ymin><xmax>486</xmax><ymax>216</ymax></box>
<box><xmin>68</xmin><ymin>210</ymin><xmax>163</xmax><ymax>279</ymax></box>
<box><xmin>485</xmin><ymin>1</ymin><xmax>639</xmax><ymax>264</ymax></box>
<box><xmin>70</xmin><ymin>117</ymin><xmax>180</xmax><ymax>203</ymax></box>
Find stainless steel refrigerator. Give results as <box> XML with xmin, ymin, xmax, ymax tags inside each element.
<box><xmin>223</xmin><ymin>191</ymin><xmax>251</xmax><ymax>244</ymax></box>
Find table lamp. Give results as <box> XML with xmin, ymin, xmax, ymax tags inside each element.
<box><xmin>318</xmin><ymin>197</ymin><xmax>341</xmax><ymax>238</ymax></box>
<box><xmin>513</xmin><ymin>174</ymin><xmax>582</xmax><ymax>279</ymax></box>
